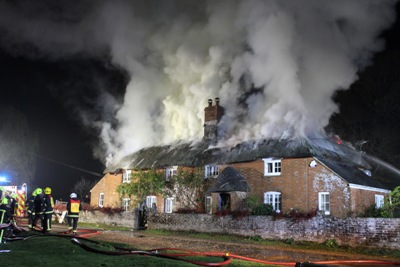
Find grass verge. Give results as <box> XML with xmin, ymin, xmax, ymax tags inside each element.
<box><xmin>0</xmin><ymin>232</ymin><xmax>278</xmax><ymax>267</ymax></box>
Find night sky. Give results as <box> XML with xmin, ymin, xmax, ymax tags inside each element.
<box><xmin>1</xmin><ymin>1</ymin><xmax>400</xmax><ymax>199</ymax></box>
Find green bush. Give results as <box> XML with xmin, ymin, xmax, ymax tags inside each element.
<box><xmin>324</xmin><ymin>239</ymin><xmax>339</xmax><ymax>248</ymax></box>
<box><xmin>358</xmin><ymin>204</ymin><xmax>383</xmax><ymax>218</ymax></box>
<box><xmin>284</xmin><ymin>237</ymin><xmax>295</xmax><ymax>245</ymax></box>
<box><xmin>252</xmin><ymin>204</ymin><xmax>274</xmax><ymax>215</ymax></box>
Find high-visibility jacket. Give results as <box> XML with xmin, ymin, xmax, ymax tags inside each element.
<box><xmin>43</xmin><ymin>195</ymin><xmax>54</xmax><ymax>215</ymax></box>
<box><xmin>67</xmin><ymin>198</ymin><xmax>82</xmax><ymax>218</ymax></box>
<box><xmin>0</xmin><ymin>199</ymin><xmax>11</xmax><ymax>223</ymax></box>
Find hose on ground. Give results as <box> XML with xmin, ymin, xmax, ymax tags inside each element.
<box><xmin>3</xmin><ymin>225</ymin><xmax>400</xmax><ymax>267</ymax></box>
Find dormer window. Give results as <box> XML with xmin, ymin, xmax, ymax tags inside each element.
<box><xmin>122</xmin><ymin>170</ymin><xmax>132</xmax><ymax>183</ymax></box>
<box><xmin>205</xmin><ymin>165</ymin><xmax>219</xmax><ymax>178</ymax></box>
<box><xmin>262</xmin><ymin>158</ymin><xmax>282</xmax><ymax>176</ymax></box>
<box><xmin>166</xmin><ymin>166</ymin><xmax>178</xmax><ymax>181</ymax></box>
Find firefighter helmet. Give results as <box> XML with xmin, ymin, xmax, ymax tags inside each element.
<box><xmin>44</xmin><ymin>187</ymin><xmax>51</xmax><ymax>194</ymax></box>
<box><xmin>35</xmin><ymin>188</ymin><xmax>43</xmax><ymax>195</ymax></box>
<box><xmin>11</xmin><ymin>193</ymin><xmax>17</xmax><ymax>199</ymax></box>
<box><xmin>70</xmin><ymin>193</ymin><xmax>77</xmax><ymax>198</ymax></box>
<box><xmin>1</xmin><ymin>197</ymin><xmax>8</xmax><ymax>205</ymax></box>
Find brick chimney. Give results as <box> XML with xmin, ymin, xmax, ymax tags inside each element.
<box><xmin>203</xmin><ymin>98</ymin><xmax>224</xmax><ymax>142</ymax></box>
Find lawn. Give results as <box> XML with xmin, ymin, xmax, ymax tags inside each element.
<box><xmin>0</xmin><ymin>233</ymin><xmax>278</xmax><ymax>267</ymax></box>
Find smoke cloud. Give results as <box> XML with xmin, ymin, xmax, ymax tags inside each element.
<box><xmin>0</xmin><ymin>0</ymin><xmax>396</xmax><ymax>165</ymax></box>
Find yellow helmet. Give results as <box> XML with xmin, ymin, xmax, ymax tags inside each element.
<box><xmin>44</xmin><ymin>187</ymin><xmax>52</xmax><ymax>194</ymax></box>
<box><xmin>34</xmin><ymin>188</ymin><xmax>42</xmax><ymax>195</ymax></box>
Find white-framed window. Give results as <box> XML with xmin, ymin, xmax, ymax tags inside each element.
<box><xmin>375</xmin><ymin>194</ymin><xmax>384</xmax><ymax>209</ymax></box>
<box><xmin>146</xmin><ymin>195</ymin><xmax>157</xmax><ymax>210</ymax></box>
<box><xmin>166</xmin><ymin>166</ymin><xmax>178</xmax><ymax>181</ymax></box>
<box><xmin>262</xmin><ymin>158</ymin><xmax>282</xmax><ymax>176</ymax></box>
<box><xmin>123</xmin><ymin>169</ymin><xmax>132</xmax><ymax>183</ymax></box>
<box><xmin>264</xmin><ymin>191</ymin><xmax>282</xmax><ymax>213</ymax></box>
<box><xmin>122</xmin><ymin>198</ymin><xmax>131</xmax><ymax>211</ymax></box>
<box><xmin>164</xmin><ymin>198</ymin><xmax>174</xmax><ymax>213</ymax></box>
<box><xmin>205</xmin><ymin>196</ymin><xmax>212</xmax><ymax>214</ymax></box>
<box><xmin>318</xmin><ymin>192</ymin><xmax>330</xmax><ymax>215</ymax></box>
<box><xmin>205</xmin><ymin>165</ymin><xmax>219</xmax><ymax>178</ymax></box>
<box><xmin>99</xmin><ymin>193</ymin><xmax>104</xmax><ymax>208</ymax></box>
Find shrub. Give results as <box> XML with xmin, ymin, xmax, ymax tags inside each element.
<box><xmin>231</xmin><ymin>209</ymin><xmax>251</xmax><ymax>219</ymax></box>
<box><xmin>284</xmin><ymin>237</ymin><xmax>295</xmax><ymax>245</ymax></box>
<box><xmin>98</xmin><ymin>207</ymin><xmax>124</xmax><ymax>215</ymax></box>
<box><xmin>324</xmin><ymin>239</ymin><xmax>339</xmax><ymax>248</ymax></box>
<box><xmin>175</xmin><ymin>208</ymin><xmax>199</xmax><ymax>214</ymax></box>
<box><xmin>247</xmin><ymin>235</ymin><xmax>263</xmax><ymax>242</ymax></box>
<box><xmin>358</xmin><ymin>204</ymin><xmax>383</xmax><ymax>218</ymax></box>
<box><xmin>274</xmin><ymin>208</ymin><xmax>317</xmax><ymax>222</ymax></box>
<box><xmin>252</xmin><ymin>204</ymin><xmax>274</xmax><ymax>215</ymax></box>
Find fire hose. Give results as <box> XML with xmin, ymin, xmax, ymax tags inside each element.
<box><xmin>2</xmin><ymin>226</ymin><xmax>400</xmax><ymax>266</ymax></box>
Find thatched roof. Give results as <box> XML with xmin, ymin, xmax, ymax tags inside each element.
<box><xmin>208</xmin><ymin>167</ymin><xmax>250</xmax><ymax>193</ymax></box>
<box><xmin>104</xmin><ymin>137</ymin><xmax>397</xmax><ymax>190</ymax></box>
<box><xmin>105</xmin><ymin>137</ymin><xmax>368</xmax><ymax>172</ymax></box>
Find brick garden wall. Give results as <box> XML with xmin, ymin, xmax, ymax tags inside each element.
<box><xmin>79</xmin><ymin>211</ymin><xmax>400</xmax><ymax>249</ymax></box>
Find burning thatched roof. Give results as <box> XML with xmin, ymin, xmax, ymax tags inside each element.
<box><xmin>104</xmin><ymin>137</ymin><xmax>396</xmax><ymax>190</ymax></box>
<box><xmin>105</xmin><ymin>137</ymin><xmax>365</xmax><ymax>172</ymax></box>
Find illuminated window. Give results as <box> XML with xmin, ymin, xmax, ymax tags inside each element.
<box><xmin>146</xmin><ymin>195</ymin><xmax>157</xmax><ymax>210</ymax></box>
<box><xmin>205</xmin><ymin>165</ymin><xmax>219</xmax><ymax>178</ymax></box>
<box><xmin>262</xmin><ymin>158</ymin><xmax>282</xmax><ymax>176</ymax></box>
<box><xmin>318</xmin><ymin>192</ymin><xmax>330</xmax><ymax>215</ymax></box>
<box><xmin>264</xmin><ymin>192</ymin><xmax>281</xmax><ymax>213</ymax></box>
<box><xmin>122</xmin><ymin>198</ymin><xmax>130</xmax><ymax>211</ymax></box>
<box><xmin>375</xmin><ymin>195</ymin><xmax>384</xmax><ymax>208</ymax></box>
<box><xmin>164</xmin><ymin>198</ymin><xmax>174</xmax><ymax>213</ymax></box>
<box><xmin>99</xmin><ymin>193</ymin><xmax>104</xmax><ymax>208</ymax></box>
<box><xmin>166</xmin><ymin>166</ymin><xmax>178</xmax><ymax>181</ymax></box>
<box><xmin>122</xmin><ymin>170</ymin><xmax>132</xmax><ymax>183</ymax></box>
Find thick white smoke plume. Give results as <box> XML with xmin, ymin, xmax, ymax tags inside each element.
<box><xmin>0</xmin><ymin>0</ymin><xmax>396</xmax><ymax>165</ymax></box>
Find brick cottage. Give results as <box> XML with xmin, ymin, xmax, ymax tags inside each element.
<box><xmin>91</xmin><ymin>98</ymin><xmax>391</xmax><ymax>218</ymax></box>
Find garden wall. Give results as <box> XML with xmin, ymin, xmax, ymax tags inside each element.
<box><xmin>79</xmin><ymin>210</ymin><xmax>139</xmax><ymax>229</ymax></box>
<box><xmin>79</xmin><ymin>211</ymin><xmax>400</xmax><ymax>249</ymax></box>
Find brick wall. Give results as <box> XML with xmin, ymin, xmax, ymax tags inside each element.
<box><xmin>90</xmin><ymin>173</ymin><xmax>122</xmax><ymax>207</ymax></box>
<box><xmin>223</xmin><ymin>157</ymin><xmax>353</xmax><ymax>217</ymax></box>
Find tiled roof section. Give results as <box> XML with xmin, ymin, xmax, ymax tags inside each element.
<box><xmin>208</xmin><ymin>166</ymin><xmax>250</xmax><ymax>193</ymax></box>
<box><xmin>318</xmin><ymin>158</ymin><xmax>389</xmax><ymax>190</ymax></box>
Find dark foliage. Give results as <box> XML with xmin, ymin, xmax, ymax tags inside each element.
<box><xmin>252</xmin><ymin>204</ymin><xmax>274</xmax><ymax>215</ymax></box>
<box><xmin>274</xmin><ymin>208</ymin><xmax>318</xmax><ymax>222</ymax></box>
<box><xmin>358</xmin><ymin>204</ymin><xmax>383</xmax><ymax>218</ymax></box>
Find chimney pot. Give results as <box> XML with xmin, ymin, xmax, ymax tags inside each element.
<box><xmin>208</xmin><ymin>99</ymin><xmax>212</xmax><ymax>107</ymax></box>
<box><xmin>215</xmin><ymin>97</ymin><xmax>220</xmax><ymax>106</ymax></box>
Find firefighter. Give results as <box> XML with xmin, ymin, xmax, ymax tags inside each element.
<box><xmin>32</xmin><ymin>188</ymin><xmax>44</xmax><ymax>230</ymax></box>
<box><xmin>66</xmin><ymin>193</ymin><xmax>82</xmax><ymax>235</ymax></box>
<box><xmin>42</xmin><ymin>187</ymin><xmax>54</xmax><ymax>233</ymax></box>
<box><xmin>26</xmin><ymin>190</ymin><xmax>37</xmax><ymax>229</ymax></box>
<box><xmin>0</xmin><ymin>196</ymin><xmax>11</xmax><ymax>243</ymax></box>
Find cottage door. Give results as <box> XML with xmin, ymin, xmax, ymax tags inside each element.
<box><xmin>219</xmin><ymin>193</ymin><xmax>231</xmax><ymax>211</ymax></box>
